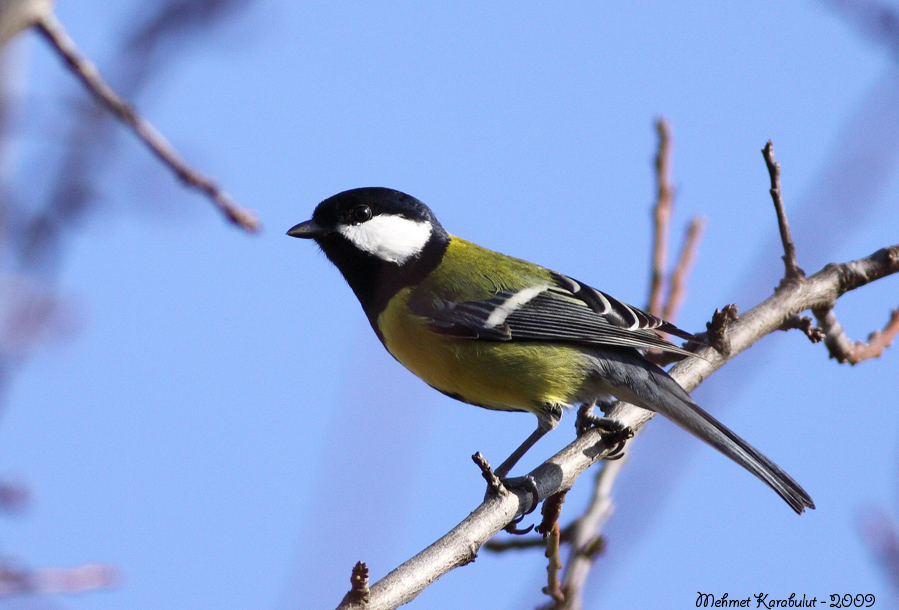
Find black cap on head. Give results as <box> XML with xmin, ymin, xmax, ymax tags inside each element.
<box><xmin>312</xmin><ymin>187</ymin><xmax>441</xmax><ymax>230</ymax></box>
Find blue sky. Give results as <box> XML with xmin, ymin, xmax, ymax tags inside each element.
<box><xmin>2</xmin><ymin>2</ymin><xmax>899</xmax><ymax>609</ymax></box>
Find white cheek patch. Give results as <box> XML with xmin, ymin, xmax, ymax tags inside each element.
<box><xmin>337</xmin><ymin>214</ymin><xmax>433</xmax><ymax>264</ymax></box>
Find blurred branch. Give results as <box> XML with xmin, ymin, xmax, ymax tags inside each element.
<box><xmin>485</xmin><ymin>536</ymin><xmax>552</xmax><ymax>552</ymax></box>
<box><xmin>550</xmin><ymin>459</ymin><xmax>621</xmax><ymax>610</ymax></box>
<box><xmin>0</xmin><ymin>0</ymin><xmax>52</xmax><ymax>47</ymax></box>
<box><xmin>647</xmin><ymin>118</ymin><xmax>706</xmax><ymax>323</ymax></box>
<box><xmin>0</xmin><ymin>0</ymin><xmax>256</xmax><ymax>403</ymax></box>
<box><xmin>859</xmin><ymin>507</ymin><xmax>899</xmax><ymax>592</ymax></box>
<box><xmin>0</xmin><ymin>562</ymin><xmax>115</xmax><ymax>596</ymax></box>
<box><xmin>648</xmin><ymin>118</ymin><xmax>673</xmax><ymax>317</ymax></box>
<box><xmin>17</xmin><ymin>0</ymin><xmax>258</xmax><ymax>279</ymax></box>
<box><xmin>820</xmin><ymin>0</ymin><xmax>899</xmax><ymax>57</ymax></box>
<box><xmin>334</xmin><ymin>141</ymin><xmax>899</xmax><ymax>608</ymax></box>
<box><xmin>0</xmin><ymin>480</ymin><xmax>29</xmax><ymax>513</ymax></box>
<box><xmin>662</xmin><ymin>216</ymin><xmax>705</xmax><ymax>323</ymax></box>
<box><xmin>33</xmin><ymin>11</ymin><xmax>259</xmax><ymax>232</ymax></box>
<box><xmin>0</xmin><ymin>1</ymin><xmax>258</xmax><ymax>604</ymax></box>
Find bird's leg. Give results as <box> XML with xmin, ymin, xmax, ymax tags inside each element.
<box><xmin>495</xmin><ymin>427</ymin><xmax>545</xmax><ymax>524</ymax></box>
<box><xmin>576</xmin><ymin>400</ymin><xmax>633</xmax><ymax>460</ymax></box>
<box><xmin>494</xmin><ymin>425</ymin><xmax>549</xmax><ymax>479</ymax></box>
<box><xmin>491</xmin><ymin>418</ymin><xmax>556</xmax><ymax>532</ymax></box>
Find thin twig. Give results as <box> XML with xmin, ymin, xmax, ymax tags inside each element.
<box><xmin>537</xmin><ymin>491</ymin><xmax>567</xmax><ymax>604</ymax></box>
<box><xmin>339</xmin><ymin>562</ymin><xmax>371</xmax><ymax>608</ymax></box>
<box><xmin>762</xmin><ymin>141</ymin><xmax>803</xmax><ymax>283</ymax></box>
<box><xmin>644</xmin><ymin>122</ymin><xmax>705</xmax><ymax>364</ymax></box>
<box><xmin>813</xmin><ymin>306</ymin><xmax>899</xmax><ymax>364</ymax></box>
<box><xmin>662</xmin><ymin>216</ymin><xmax>705</xmax><ymax>322</ymax></box>
<box><xmin>852</xmin><ymin>308</ymin><xmax>899</xmax><ymax>361</ymax></box>
<box><xmin>779</xmin><ymin>314</ymin><xmax>825</xmax><ymax>343</ymax></box>
<box><xmin>472</xmin><ymin>452</ymin><xmax>505</xmax><ymax>496</ymax></box>
<box><xmin>648</xmin><ymin>118</ymin><xmax>673</xmax><ymax>316</ymax></box>
<box><xmin>707</xmin><ymin>304</ymin><xmax>739</xmax><ymax>355</ymax></box>
<box><xmin>536</xmin><ymin>491</ymin><xmax>567</xmax><ymax>536</ymax></box>
<box><xmin>33</xmin><ymin>13</ymin><xmax>259</xmax><ymax>232</ymax></box>
<box><xmin>542</xmin><ymin>521</ymin><xmax>565</xmax><ymax>604</ymax></box>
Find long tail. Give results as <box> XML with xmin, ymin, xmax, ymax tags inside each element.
<box><xmin>616</xmin><ymin>357</ymin><xmax>815</xmax><ymax>514</ymax></box>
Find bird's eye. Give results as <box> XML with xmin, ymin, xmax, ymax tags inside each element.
<box><xmin>352</xmin><ymin>205</ymin><xmax>372</xmax><ymax>223</ymax></box>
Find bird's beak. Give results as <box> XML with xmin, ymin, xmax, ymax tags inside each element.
<box><xmin>287</xmin><ymin>219</ymin><xmax>328</xmax><ymax>239</ymax></box>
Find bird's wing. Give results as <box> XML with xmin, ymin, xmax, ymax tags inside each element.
<box><xmin>409</xmin><ymin>272</ymin><xmax>701</xmax><ymax>356</ymax></box>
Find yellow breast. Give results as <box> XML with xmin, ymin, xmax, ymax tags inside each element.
<box><xmin>377</xmin><ymin>286</ymin><xmax>587</xmax><ymax>413</ymax></box>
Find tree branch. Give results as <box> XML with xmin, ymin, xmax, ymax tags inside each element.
<box><xmin>0</xmin><ymin>562</ymin><xmax>115</xmax><ymax>596</ymax></box>
<box><xmin>762</xmin><ymin>141</ymin><xmax>804</xmax><ymax>283</ymax></box>
<box><xmin>662</xmin><ymin>216</ymin><xmax>705</xmax><ymax>323</ymax></box>
<box><xmin>643</xmin><ymin>121</ymin><xmax>705</xmax><ymax>367</ymax></box>
<box><xmin>648</xmin><ymin>118</ymin><xmax>673</xmax><ymax>317</ymax></box>
<box><xmin>33</xmin><ymin>12</ymin><xmax>260</xmax><ymax>232</ymax></box>
<box><xmin>485</xmin><ymin>533</ymin><xmax>558</xmax><ymax>552</ymax></box>
<box><xmin>339</xmin><ymin>562</ymin><xmax>371</xmax><ymax>609</ymax></box>
<box><xmin>541</xmin><ymin>521</ymin><xmax>564</xmax><ymax>604</ymax></box>
<box><xmin>778</xmin><ymin>314</ymin><xmax>825</xmax><ymax>343</ymax></box>
<box><xmin>545</xmin><ymin>137</ymin><xmax>868</xmax><ymax>610</ymax></box>
<box><xmin>813</xmin><ymin>306</ymin><xmax>899</xmax><ymax>364</ymax></box>
<box><xmin>0</xmin><ymin>0</ymin><xmax>51</xmax><ymax>47</ymax></box>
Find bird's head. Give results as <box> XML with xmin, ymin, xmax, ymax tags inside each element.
<box><xmin>288</xmin><ymin>187</ymin><xmax>450</xmax><ymax>317</ymax></box>
<box><xmin>288</xmin><ymin>187</ymin><xmax>448</xmax><ymax>267</ymax></box>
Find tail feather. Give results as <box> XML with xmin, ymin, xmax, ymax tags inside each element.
<box><xmin>628</xmin><ymin>363</ymin><xmax>815</xmax><ymax>514</ymax></box>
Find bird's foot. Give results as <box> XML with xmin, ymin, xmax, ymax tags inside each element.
<box><xmin>503</xmin><ymin>513</ymin><xmax>534</xmax><ymax>535</ymax></box>
<box><xmin>500</xmin><ymin>475</ymin><xmax>539</xmax><ymax>535</ymax></box>
<box><xmin>472</xmin><ymin>453</ymin><xmax>539</xmax><ymax>535</ymax></box>
<box><xmin>575</xmin><ymin>404</ymin><xmax>633</xmax><ymax>460</ymax></box>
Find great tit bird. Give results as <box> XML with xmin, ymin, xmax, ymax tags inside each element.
<box><xmin>288</xmin><ymin>187</ymin><xmax>814</xmax><ymax>514</ymax></box>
